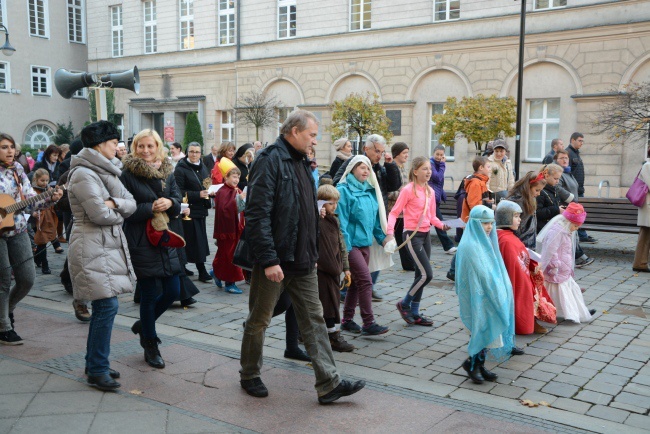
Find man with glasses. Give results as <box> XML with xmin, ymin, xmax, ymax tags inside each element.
<box><xmin>332</xmin><ymin>134</ymin><xmax>402</xmax><ymax>300</ymax></box>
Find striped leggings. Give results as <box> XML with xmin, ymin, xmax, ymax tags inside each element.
<box><xmin>404</xmin><ymin>231</ymin><xmax>433</xmax><ymax>304</ymax></box>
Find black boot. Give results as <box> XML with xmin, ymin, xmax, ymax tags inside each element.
<box><xmin>8</xmin><ymin>312</ymin><xmax>14</xmax><ymax>330</ymax></box>
<box><xmin>131</xmin><ymin>320</ymin><xmax>141</xmax><ymax>335</ymax></box>
<box><xmin>478</xmin><ymin>354</ymin><xmax>498</xmax><ymax>382</ymax></box>
<box><xmin>462</xmin><ymin>356</ymin><xmax>485</xmax><ymax>384</ymax></box>
<box><xmin>133</xmin><ymin>283</ymin><xmax>141</xmax><ymax>304</ymax></box>
<box><xmin>141</xmin><ymin>336</ymin><xmax>165</xmax><ymax>369</ymax></box>
<box><xmin>196</xmin><ymin>263</ymin><xmax>211</xmax><ymax>283</ymax></box>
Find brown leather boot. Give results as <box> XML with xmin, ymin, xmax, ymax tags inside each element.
<box><xmin>534</xmin><ymin>321</ymin><xmax>548</xmax><ymax>334</ymax></box>
<box><xmin>329</xmin><ymin>331</ymin><xmax>355</xmax><ymax>352</ymax></box>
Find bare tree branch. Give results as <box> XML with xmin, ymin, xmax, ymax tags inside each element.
<box><xmin>234</xmin><ymin>90</ymin><xmax>283</xmax><ymax>141</ymax></box>
<box><xmin>592</xmin><ymin>82</ymin><xmax>650</xmax><ymax>147</ymax></box>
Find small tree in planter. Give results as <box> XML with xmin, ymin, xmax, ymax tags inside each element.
<box><xmin>183</xmin><ymin>112</ymin><xmax>204</xmax><ymax>149</ymax></box>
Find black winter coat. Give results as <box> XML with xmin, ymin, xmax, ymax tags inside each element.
<box><xmin>566</xmin><ymin>145</ymin><xmax>585</xmax><ymax>195</ymax></box>
<box><xmin>328</xmin><ymin>156</ymin><xmax>346</xmax><ymax>178</ymax></box>
<box><xmin>332</xmin><ymin>155</ymin><xmax>402</xmax><ymax>206</ymax></box>
<box><xmin>33</xmin><ymin>159</ymin><xmax>61</xmax><ymax>182</ymax></box>
<box><xmin>119</xmin><ymin>155</ymin><xmax>183</xmax><ymax>279</ymax></box>
<box><xmin>536</xmin><ymin>184</ymin><xmax>563</xmax><ymax>232</ymax></box>
<box><xmin>245</xmin><ymin>136</ymin><xmax>318</xmax><ymax>269</ymax></box>
<box><xmin>174</xmin><ymin>158</ymin><xmax>211</xmax><ymax>219</ymax></box>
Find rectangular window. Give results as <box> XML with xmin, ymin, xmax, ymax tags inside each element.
<box><xmin>221</xmin><ymin>110</ymin><xmax>234</xmax><ymax>142</ymax></box>
<box><xmin>111</xmin><ymin>5</ymin><xmax>123</xmax><ymax>57</ymax></box>
<box><xmin>180</xmin><ymin>0</ymin><xmax>194</xmax><ymax>50</ymax></box>
<box><xmin>0</xmin><ymin>0</ymin><xmax>7</xmax><ymax>27</ymax></box>
<box><xmin>430</xmin><ymin>103</ymin><xmax>454</xmax><ymax>159</ymax></box>
<box><xmin>278</xmin><ymin>0</ymin><xmax>296</xmax><ymax>39</ymax></box>
<box><xmin>29</xmin><ymin>0</ymin><xmax>49</xmax><ymax>38</ymax></box>
<box><xmin>218</xmin><ymin>0</ymin><xmax>235</xmax><ymax>46</ymax></box>
<box><xmin>67</xmin><ymin>0</ymin><xmax>85</xmax><ymax>43</ymax></box>
<box><xmin>0</xmin><ymin>62</ymin><xmax>10</xmax><ymax>92</ymax></box>
<box><xmin>434</xmin><ymin>0</ymin><xmax>459</xmax><ymax>22</ymax></box>
<box><xmin>526</xmin><ymin>99</ymin><xmax>560</xmax><ymax>161</ymax></box>
<box><xmin>533</xmin><ymin>0</ymin><xmax>567</xmax><ymax>10</ymax></box>
<box><xmin>350</xmin><ymin>0</ymin><xmax>370</xmax><ymax>31</ymax></box>
<box><xmin>31</xmin><ymin>65</ymin><xmax>51</xmax><ymax>96</ymax></box>
<box><xmin>143</xmin><ymin>1</ymin><xmax>157</xmax><ymax>54</ymax></box>
<box><xmin>277</xmin><ymin>107</ymin><xmax>291</xmax><ymax>135</ymax></box>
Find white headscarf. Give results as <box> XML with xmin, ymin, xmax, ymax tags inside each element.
<box><xmin>338</xmin><ymin>155</ymin><xmax>387</xmax><ymax>234</ymax></box>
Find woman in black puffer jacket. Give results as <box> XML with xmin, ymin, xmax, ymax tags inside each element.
<box><xmin>119</xmin><ymin>129</ymin><xmax>182</xmax><ymax>370</ymax></box>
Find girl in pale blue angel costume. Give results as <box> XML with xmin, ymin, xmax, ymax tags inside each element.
<box><xmin>456</xmin><ymin>205</ymin><xmax>515</xmax><ymax>384</ymax></box>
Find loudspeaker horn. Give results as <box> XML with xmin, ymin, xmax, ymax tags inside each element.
<box><xmin>100</xmin><ymin>66</ymin><xmax>140</xmax><ymax>95</ymax></box>
<box><xmin>54</xmin><ymin>69</ymin><xmax>98</xmax><ymax>99</ymax></box>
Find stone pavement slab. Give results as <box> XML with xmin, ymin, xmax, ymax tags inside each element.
<box><xmin>7</xmin><ymin>218</ymin><xmax>650</xmax><ymax>433</ymax></box>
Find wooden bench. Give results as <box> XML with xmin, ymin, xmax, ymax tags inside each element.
<box><xmin>436</xmin><ymin>193</ymin><xmax>640</xmax><ymax>235</ymax></box>
<box><xmin>579</xmin><ymin>197</ymin><xmax>639</xmax><ymax>234</ymax></box>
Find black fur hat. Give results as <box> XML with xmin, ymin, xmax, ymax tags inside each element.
<box><xmin>70</xmin><ymin>138</ymin><xmax>83</xmax><ymax>156</ymax></box>
<box><xmin>81</xmin><ymin>121</ymin><xmax>120</xmax><ymax>148</ymax></box>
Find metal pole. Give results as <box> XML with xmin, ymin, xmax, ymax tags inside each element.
<box><xmin>514</xmin><ymin>0</ymin><xmax>527</xmax><ymax>181</ymax></box>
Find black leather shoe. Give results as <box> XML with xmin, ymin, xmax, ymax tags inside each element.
<box><xmin>85</xmin><ymin>367</ymin><xmax>121</xmax><ymax>379</ymax></box>
<box><xmin>632</xmin><ymin>267</ymin><xmax>650</xmax><ymax>273</ymax></box>
<box><xmin>478</xmin><ymin>364</ymin><xmax>498</xmax><ymax>382</ymax></box>
<box><xmin>141</xmin><ymin>337</ymin><xmax>165</xmax><ymax>369</ymax></box>
<box><xmin>446</xmin><ymin>271</ymin><xmax>455</xmax><ymax>282</ymax></box>
<box><xmin>589</xmin><ymin>309</ymin><xmax>597</xmax><ymax>316</ymax></box>
<box><xmin>284</xmin><ymin>348</ymin><xmax>311</xmax><ymax>362</ymax></box>
<box><xmin>131</xmin><ymin>320</ymin><xmax>141</xmax><ymax>335</ymax></box>
<box><xmin>198</xmin><ymin>272</ymin><xmax>212</xmax><ymax>283</ymax></box>
<box><xmin>180</xmin><ymin>297</ymin><xmax>197</xmax><ymax>307</ymax></box>
<box><xmin>87</xmin><ymin>374</ymin><xmax>120</xmax><ymax>391</ymax></box>
<box><xmin>241</xmin><ymin>377</ymin><xmax>269</xmax><ymax>397</ymax></box>
<box><xmin>318</xmin><ymin>379</ymin><xmax>366</xmax><ymax>404</ymax></box>
<box><xmin>462</xmin><ymin>357</ymin><xmax>484</xmax><ymax>384</ymax></box>
<box><xmin>184</xmin><ymin>267</ymin><xmax>194</xmax><ymax>276</ymax></box>
<box><xmin>511</xmin><ymin>347</ymin><xmax>525</xmax><ymax>356</ymax></box>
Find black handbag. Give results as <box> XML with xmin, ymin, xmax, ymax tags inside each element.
<box><xmin>232</xmin><ymin>228</ymin><xmax>253</xmax><ymax>271</ymax></box>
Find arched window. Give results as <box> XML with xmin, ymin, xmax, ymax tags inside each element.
<box><xmin>24</xmin><ymin>124</ymin><xmax>55</xmax><ymax>148</ymax></box>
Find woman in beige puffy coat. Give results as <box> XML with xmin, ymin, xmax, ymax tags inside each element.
<box><xmin>633</xmin><ymin>148</ymin><xmax>650</xmax><ymax>273</ymax></box>
<box><xmin>67</xmin><ymin>121</ymin><xmax>136</xmax><ymax>392</ymax></box>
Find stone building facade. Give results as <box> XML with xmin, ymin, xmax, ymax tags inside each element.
<box><xmin>87</xmin><ymin>0</ymin><xmax>650</xmax><ymax>197</ymax></box>
<box><xmin>0</xmin><ymin>0</ymin><xmax>89</xmax><ymax>148</ymax></box>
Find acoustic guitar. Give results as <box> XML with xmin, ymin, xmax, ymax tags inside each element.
<box><xmin>0</xmin><ymin>187</ymin><xmax>65</xmax><ymax>234</ymax></box>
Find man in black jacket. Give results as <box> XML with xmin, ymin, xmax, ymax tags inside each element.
<box><xmin>240</xmin><ymin>110</ymin><xmax>365</xmax><ymax>404</ymax></box>
<box><xmin>202</xmin><ymin>144</ymin><xmax>218</xmax><ymax>172</ymax></box>
<box><xmin>566</xmin><ymin>132</ymin><xmax>597</xmax><ymax>244</ymax></box>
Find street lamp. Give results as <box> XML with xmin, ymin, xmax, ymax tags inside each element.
<box><xmin>0</xmin><ymin>25</ymin><xmax>16</xmax><ymax>56</ymax></box>
<box><xmin>513</xmin><ymin>0</ymin><xmax>526</xmax><ymax>180</ymax></box>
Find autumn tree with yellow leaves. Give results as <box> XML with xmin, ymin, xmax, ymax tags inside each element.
<box><xmin>433</xmin><ymin>94</ymin><xmax>517</xmax><ymax>155</ymax></box>
<box><xmin>329</xmin><ymin>93</ymin><xmax>393</xmax><ymax>153</ymax></box>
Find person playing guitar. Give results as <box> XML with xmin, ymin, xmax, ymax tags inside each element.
<box><xmin>0</xmin><ymin>132</ymin><xmax>63</xmax><ymax>346</ymax></box>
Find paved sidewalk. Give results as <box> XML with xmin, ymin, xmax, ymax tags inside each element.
<box><xmin>2</xmin><ymin>217</ymin><xmax>649</xmax><ymax>433</ymax></box>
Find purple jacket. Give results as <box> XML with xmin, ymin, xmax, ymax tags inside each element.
<box><xmin>428</xmin><ymin>157</ymin><xmax>447</xmax><ymax>204</ymax></box>
<box><xmin>541</xmin><ymin>223</ymin><xmax>574</xmax><ymax>284</ymax></box>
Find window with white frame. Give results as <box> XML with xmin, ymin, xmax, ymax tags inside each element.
<box><xmin>350</xmin><ymin>0</ymin><xmax>371</xmax><ymax>31</ymax></box>
<box><xmin>218</xmin><ymin>0</ymin><xmax>235</xmax><ymax>46</ymax></box>
<box><xmin>221</xmin><ymin>110</ymin><xmax>234</xmax><ymax>142</ymax></box>
<box><xmin>533</xmin><ymin>0</ymin><xmax>566</xmax><ymax>10</ymax></box>
<box><xmin>526</xmin><ymin>99</ymin><xmax>560</xmax><ymax>161</ymax></box>
<box><xmin>434</xmin><ymin>0</ymin><xmax>459</xmax><ymax>22</ymax></box>
<box><xmin>277</xmin><ymin>107</ymin><xmax>291</xmax><ymax>135</ymax></box>
<box><xmin>0</xmin><ymin>0</ymin><xmax>7</xmax><ymax>28</ymax></box>
<box><xmin>28</xmin><ymin>0</ymin><xmax>49</xmax><ymax>38</ymax></box>
<box><xmin>430</xmin><ymin>103</ymin><xmax>454</xmax><ymax>159</ymax></box>
<box><xmin>31</xmin><ymin>66</ymin><xmax>51</xmax><ymax>96</ymax></box>
<box><xmin>278</xmin><ymin>0</ymin><xmax>296</xmax><ymax>39</ymax></box>
<box><xmin>143</xmin><ymin>1</ymin><xmax>157</xmax><ymax>54</ymax></box>
<box><xmin>67</xmin><ymin>0</ymin><xmax>85</xmax><ymax>43</ymax></box>
<box><xmin>25</xmin><ymin>124</ymin><xmax>55</xmax><ymax>149</ymax></box>
<box><xmin>111</xmin><ymin>5</ymin><xmax>123</xmax><ymax>57</ymax></box>
<box><xmin>180</xmin><ymin>0</ymin><xmax>194</xmax><ymax>50</ymax></box>
<box><xmin>0</xmin><ymin>62</ymin><xmax>9</xmax><ymax>92</ymax></box>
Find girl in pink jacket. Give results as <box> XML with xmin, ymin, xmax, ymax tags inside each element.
<box><xmin>387</xmin><ymin>157</ymin><xmax>449</xmax><ymax>326</ymax></box>
<box><xmin>537</xmin><ymin>203</ymin><xmax>595</xmax><ymax>324</ymax></box>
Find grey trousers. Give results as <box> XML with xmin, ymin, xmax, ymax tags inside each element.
<box><xmin>0</xmin><ymin>232</ymin><xmax>36</xmax><ymax>332</ymax></box>
<box><xmin>240</xmin><ymin>265</ymin><xmax>341</xmax><ymax>396</ymax></box>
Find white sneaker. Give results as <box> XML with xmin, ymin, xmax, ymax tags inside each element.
<box><xmin>445</xmin><ymin>247</ymin><xmax>457</xmax><ymax>255</ymax></box>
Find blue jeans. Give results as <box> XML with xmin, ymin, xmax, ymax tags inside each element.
<box><xmin>435</xmin><ymin>204</ymin><xmax>456</xmax><ymax>251</ymax></box>
<box><xmin>86</xmin><ymin>296</ymin><xmax>119</xmax><ymax>376</ymax></box>
<box><xmin>138</xmin><ymin>276</ymin><xmax>180</xmax><ymax>339</ymax></box>
<box><xmin>371</xmin><ymin>270</ymin><xmax>379</xmax><ymax>287</ymax></box>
